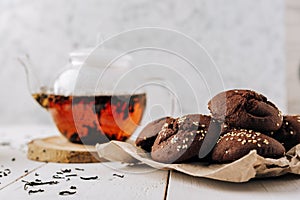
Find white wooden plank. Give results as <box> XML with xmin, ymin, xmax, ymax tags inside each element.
<box><xmin>0</xmin><ymin>125</ymin><xmax>169</xmax><ymax>199</ymax></box>
<box><xmin>0</xmin><ymin>124</ymin><xmax>59</xmax><ymax>153</ymax></box>
<box><xmin>0</xmin><ymin>125</ymin><xmax>58</xmax><ymax>189</ymax></box>
<box><xmin>0</xmin><ymin>161</ymin><xmax>168</xmax><ymax>200</ymax></box>
<box><xmin>0</xmin><ymin>147</ymin><xmax>45</xmax><ymax>190</ymax></box>
<box><xmin>167</xmin><ymin>171</ymin><xmax>300</xmax><ymax>200</ymax></box>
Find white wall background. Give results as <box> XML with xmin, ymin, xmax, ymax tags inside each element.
<box><xmin>0</xmin><ymin>0</ymin><xmax>285</xmax><ymax>125</ymax></box>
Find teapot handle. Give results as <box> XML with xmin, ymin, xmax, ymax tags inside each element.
<box><xmin>141</xmin><ymin>77</ymin><xmax>178</xmax><ymax>122</ymax></box>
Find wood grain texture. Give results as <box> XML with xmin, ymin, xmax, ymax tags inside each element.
<box><xmin>1</xmin><ymin>159</ymin><xmax>169</xmax><ymax>200</ymax></box>
<box><xmin>3</xmin><ymin>125</ymin><xmax>300</xmax><ymax>199</ymax></box>
<box><xmin>1</xmin><ymin>125</ymin><xmax>170</xmax><ymax>199</ymax></box>
<box><xmin>167</xmin><ymin>171</ymin><xmax>300</xmax><ymax>200</ymax></box>
<box><xmin>0</xmin><ymin>147</ymin><xmax>45</xmax><ymax>190</ymax></box>
<box><xmin>27</xmin><ymin>136</ymin><xmax>104</xmax><ymax>163</ymax></box>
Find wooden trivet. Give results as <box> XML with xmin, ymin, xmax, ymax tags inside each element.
<box><xmin>27</xmin><ymin>135</ymin><xmax>106</xmax><ymax>163</ymax></box>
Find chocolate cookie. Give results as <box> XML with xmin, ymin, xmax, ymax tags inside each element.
<box><xmin>266</xmin><ymin>115</ymin><xmax>300</xmax><ymax>151</ymax></box>
<box><xmin>211</xmin><ymin>129</ymin><xmax>285</xmax><ymax>163</ymax></box>
<box><xmin>151</xmin><ymin>114</ymin><xmax>221</xmax><ymax>163</ymax></box>
<box><xmin>135</xmin><ymin>117</ymin><xmax>173</xmax><ymax>152</ymax></box>
<box><xmin>208</xmin><ymin>89</ymin><xmax>283</xmax><ymax>132</ymax></box>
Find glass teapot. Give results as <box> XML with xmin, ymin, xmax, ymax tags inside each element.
<box><xmin>19</xmin><ymin>28</ymin><xmax>226</xmax><ymax>147</ymax></box>
<box><xmin>20</xmin><ymin>48</ymin><xmax>174</xmax><ymax>145</ymax></box>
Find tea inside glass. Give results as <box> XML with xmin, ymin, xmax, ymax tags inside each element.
<box><xmin>33</xmin><ymin>93</ymin><xmax>146</xmax><ymax>145</ymax></box>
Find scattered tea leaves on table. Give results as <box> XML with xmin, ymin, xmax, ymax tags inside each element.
<box><xmin>19</xmin><ymin>167</ymin><xmax>102</xmax><ymax>196</ymax></box>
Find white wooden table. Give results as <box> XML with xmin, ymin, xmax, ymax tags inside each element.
<box><xmin>1</xmin><ymin>125</ymin><xmax>300</xmax><ymax>200</ymax></box>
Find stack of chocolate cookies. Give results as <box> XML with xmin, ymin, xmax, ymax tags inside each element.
<box><xmin>135</xmin><ymin>89</ymin><xmax>300</xmax><ymax>164</ymax></box>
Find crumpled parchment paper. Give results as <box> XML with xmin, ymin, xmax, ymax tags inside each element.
<box><xmin>96</xmin><ymin>141</ymin><xmax>300</xmax><ymax>182</ymax></box>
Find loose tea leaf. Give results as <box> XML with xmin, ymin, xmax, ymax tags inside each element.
<box><xmin>28</xmin><ymin>189</ymin><xmax>44</xmax><ymax>195</ymax></box>
<box><xmin>113</xmin><ymin>173</ymin><xmax>124</xmax><ymax>178</ymax></box>
<box><xmin>52</xmin><ymin>175</ymin><xmax>64</xmax><ymax>179</ymax></box>
<box><xmin>80</xmin><ymin>176</ymin><xmax>98</xmax><ymax>180</ymax></box>
<box><xmin>59</xmin><ymin>190</ymin><xmax>76</xmax><ymax>196</ymax></box>
<box><xmin>23</xmin><ymin>180</ymin><xmax>59</xmax><ymax>190</ymax></box>
<box><xmin>75</xmin><ymin>168</ymin><xmax>84</xmax><ymax>171</ymax></box>
<box><xmin>61</xmin><ymin>169</ymin><xmax>71</xmax><ymax>173</ymax></box>
<box><xmin>0</xmin><ymin>142</ymin><xmax>10</xmax><ymax>146</ymax></box>
<box><xmin>65</xmin><ymin>174</ymin><xmax>77</xmax><ymax>177</ymax></box>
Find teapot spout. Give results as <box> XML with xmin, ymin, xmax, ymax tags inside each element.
<box><xmin>18</xmin><ymin>54</ymin><xmax>44</xmax><ymax>94</ymax></box>
<box><xmin>18</xmin><ymin>55</ymin><xmax>49</xmax><ymax>109</ymax></box>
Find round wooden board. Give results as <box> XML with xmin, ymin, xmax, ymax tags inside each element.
<box><xmin>27</xmin><ymin>135</ymin><xmax>106</xmax><ymax>163</ymax></box>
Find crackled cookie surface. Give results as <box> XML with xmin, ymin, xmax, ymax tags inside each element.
<box><xmin>208</xmin><ymin>89</ymin><xmax>283</xmax><ymax>132</ymax></box>
<box><xmin>151</xmin><ymin>114</ymin><xmax>221</xmax><ymax>163</ymax></box>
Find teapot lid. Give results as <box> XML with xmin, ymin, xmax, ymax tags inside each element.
<box><xmin>69</xmin><ymin>48</ymin><xmax>132</xmax><ymax>69</ymax></box>
<box><xmin>54</xmin><ymin>48</ymin><xmax>133</xmax><ymax>95</ymax></box>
